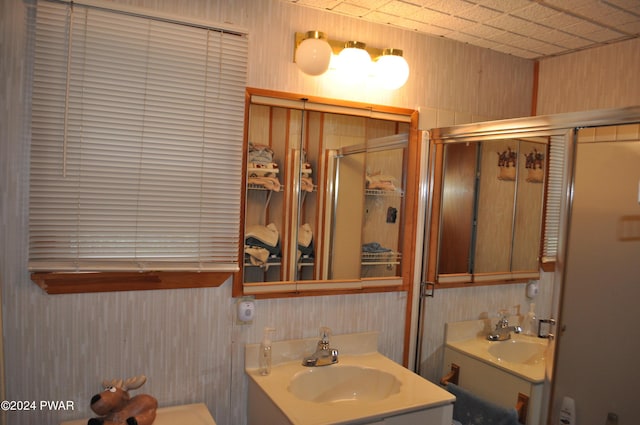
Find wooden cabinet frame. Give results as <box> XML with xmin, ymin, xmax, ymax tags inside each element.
<box><xmin>233</xmin><ymin>88</ymin><xmax>420</xmax><ymax>298</ymax></box>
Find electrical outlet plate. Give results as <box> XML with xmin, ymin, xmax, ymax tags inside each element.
<box><xmin>236</xmin><ymin>297</ymin><xmax>255</xmax><ymax>325</ymax></box>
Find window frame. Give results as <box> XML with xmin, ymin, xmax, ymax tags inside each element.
<box><xmin>27</xmin><ymin>0</ymin><xmax>247</xmax><ymax>294</ymax></box>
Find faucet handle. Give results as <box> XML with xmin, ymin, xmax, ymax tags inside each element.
<box><xmin>317</xmin><ymin>327</ymin><xmax>332</xmax><ymax>350</ymax></box>
<box><xmin>319</xmin><ymin>326</ymin><xmax>332</xmax><ymax>342</ymax></box>
<box><xmin>496</xmin><ymin>310</ymin><xmax>510</xmax><ymax>328</ymax></box>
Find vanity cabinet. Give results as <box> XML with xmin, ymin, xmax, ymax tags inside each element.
<box><xmin>427</xmin><ymin>135</ymin><xmax>547</xmax><ymax>285</ymax></box>
<box><xmin>237</xmin><ymin>89</ymin><xmax>418</xmax><ymax>296</ymax></box>
<box><xmin>443</xmin><ymin>347</ymin><xmax>544</xmax><ymax>425</ymax></box>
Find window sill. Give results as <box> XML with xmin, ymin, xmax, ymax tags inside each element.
<box><xmin>31</xmin><ymin>271</ymin><xmax>233</xmax><ymax>294</ymax></box>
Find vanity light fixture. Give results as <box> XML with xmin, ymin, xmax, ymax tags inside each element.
<box><xmin>335</xmin><ymin>41</ymin><xmax>372</xmax><ymax>84</ymax></box>
<box><xmin>294</xmin><ymin>31</ymin><xmax>333</xmax><ymax>76</ymax></box>
<box><xmin>374</xmin><ymin>48</ymin><xmax>410</xmax><ymax>90</ymax></box>
<box><xmin>293</xmin><ymin>32</ymin><xmax>410</xmax><ymax>89</ymax></box>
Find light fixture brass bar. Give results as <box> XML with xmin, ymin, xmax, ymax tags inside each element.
<box><xmin>293</xmin><ymin>31</ymin><xmax>385</xmax><ymax>62</ymax></box>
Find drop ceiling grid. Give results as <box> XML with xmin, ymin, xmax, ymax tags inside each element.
<box><xmin>287</xmin><ymin>0</ymin><xmax>640</xmax><ymax>59</ymax></box>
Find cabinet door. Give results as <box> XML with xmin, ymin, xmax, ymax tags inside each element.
<box><xmin>243</xmin><ymin>105</ymin><xmax>293</xmax><ymax>284</ymax></box>
<box><xmin>437</xmin><ymin>143</ymin><xmax>477</xmax><ymax>278</ymax></box>
<box><xmin>473</xmin><ymin>139</ymin><xmax>517</xmax><ymax>275</ymax></box>
<box><xmin>511</xmin><ymin>140</ymin><xmax>545</xmax><ymax>274</ymax></box>
<box><xmin>238</xmin><ymin>88</ymin><xmax>418</xmax><ymax>296</ymax></box>
<box><xmin>431</xmin><ymin>137</ymin><xmax>546</xmax><ymax>285</ymax></box>
<box><xmin>361</xmin><ymin>145</ymin><xmax>406</xmax><ymax>278</ymax></box>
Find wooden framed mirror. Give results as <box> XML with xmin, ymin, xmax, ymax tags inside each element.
<box><xmin>234</xmin><ymin>88</ymin><xmax>419</xmax><ymax>297</ymax></box>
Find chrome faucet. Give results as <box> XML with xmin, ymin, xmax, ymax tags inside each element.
<box><xmin>302</xmin><ymin>327</ymin><xmax>339</xmax><ymax>367</ymax></box>
<box><xmin>487</xmin><ymin>311</ymin><xmax>522</xmax><ymax>341</ymax></box>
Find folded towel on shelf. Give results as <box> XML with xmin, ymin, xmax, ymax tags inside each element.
<box><xmin>244</xmin><ymin>246</ymin><xmax>270</xmax><ymax>267</ymax></box>
<box><xmin>247</xmin><ymin>176</ymin><xmax>281</xmax><ymax>191</ymax></box>
<box><xmin>246</xmin><ymin>223</ymin><xmax>279</xmax><ymax>247</ymax></box>
<box><xmin>248</xmin><ymin>142</ymin><xmax>274</xmax><ymax>164</ymax></box>
<box><xmin>446</xmin><ymin>383</ymin><xmax>521</xmax><ymax>425</ymax></box>
<box><xmin>362</xmin><ymin>242</ymin><xmax>392</xmax><ymax>253</ymax></box>
<box><xmin>366</xmin><ymin>172</ymin><xmax>397</xmax><ymax>191</ymax></box>
<box><xmin>248</xmin><ymin>161</ymin><xmax>279</xmax><ymax>177</ymax></box>
<box><xmin>298</xmin><ymin>223</ymin><xmax>314</xmax><ymax>257</ymax></box>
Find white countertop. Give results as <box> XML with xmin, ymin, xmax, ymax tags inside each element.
<box><xmin>445</xmin><ymin>318</ymin><xmax>548</xmax><ymax>383</ymax></box>
<box><xmin>61</xmin><ymin>402</ymin><xmax>216</xmax><ymax>425</ymax></box>
<box><xmin>245</xmin><ymin>332</ymin><xmax>454</xmax><ymax>425</ymax></box>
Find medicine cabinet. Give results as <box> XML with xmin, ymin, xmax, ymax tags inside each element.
<box><xmin>234</xmin><ymin>88</ymin><xmax>419</xmax><ymax>297</ymax></box>
<box><xmin>426</xmin><ymin>134</ymin><xmax>548</xmax><ymax>286</ymax></box>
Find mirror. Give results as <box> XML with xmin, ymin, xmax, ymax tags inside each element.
<box><xmin>329</xmin><ymin>134</ymin><xmax>408</xmax><ymax>280</ymax></box>
<box><xmin>434</xmin><ymin>137</ymin><xmax>547</xmax><ymax>284</ymax></box>
<box><xmin>238</xmin><ymin>88</ymin><xmax>417</xmax><ymax>295</ymax></box>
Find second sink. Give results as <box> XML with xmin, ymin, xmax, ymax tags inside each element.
<box><xmin>288</xmin><ymin>364</ymin><xmax>401</xmax><ymax>403</ymax></box>
<box><xmin>488</xmin><ymin>339</ymin><xmax>546</xmax><ymax>364</ymax></box>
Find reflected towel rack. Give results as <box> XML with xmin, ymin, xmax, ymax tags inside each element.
<box><xmin>439</xmin><ymin>364</ymin><xmax>529</xmax><ymax>424</ymax></box>
<box><xmin>440</xmin><ymin>363</ymin><xmax>460</xmax><ymax>386</ymax></box>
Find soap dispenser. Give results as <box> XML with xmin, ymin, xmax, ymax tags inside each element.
<box><xmin>259</xmin><ymin>327</ymin><xmax>276</xmax><ymax>376</ymax></box>
<box><xmin>523</xmin><ymin>303</ymin><xmax>537</xmax><ymax>336</ymax></box>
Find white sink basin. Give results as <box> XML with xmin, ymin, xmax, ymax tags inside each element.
<box><xmin>288</xmin><ymin>364</ymin><xmax>401</xmax><ymax>403</ymax></box>
<box><xmin>245</xmin><ymin>332</ymin><xmax>455</xmax><ymax>425</ymax></box>
<box><xmin>488</xmin><ymin>339</ymin><xmax>546</xmax><ymax>364</ymax></box>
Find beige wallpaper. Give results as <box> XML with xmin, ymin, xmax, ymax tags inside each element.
<box><xmin>3</xmin><ymin>0</ymin><xmax>614</xmax><ymax>424</ymax></box>
<box><xmin>536</xmin><ymin>38</ymin><xmax>640</xmax><ymax>115</ymax></box>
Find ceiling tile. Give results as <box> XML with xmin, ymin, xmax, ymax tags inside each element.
<box><xmin>582</xmin><ymin>27</ymin><xmax>629</xmax><ymax>42</ymax></box>
<box><xmin>575</xmin><ymin>2</ymin><xmax>627</xmax><ymax>21</ymax></box>
<box><xmin>284</xmin><ymin>0</ymin><xmax>640</xmax><ymax>59</ymax></box>
<box><xmin>410</xmin><ymin>7</ymin><xmax>453</xmax><ymax>23</ymax></box>
<box><xmin>469</xmin><ymin>37</ymin><xmax>503</xmax><ymax>49</ymax></box>
<box><xmin>294</xmin><ymin>0</ymin><xmax>342</xmax><ymax>9</ymax></box>
<box><xmin>406</xmin><ymin>20</ymin><xmax>452</xmax><ymax>36</ymax></box>
<box><xmin>462</xmin><ymin>23</ymin><xmax>507</xmax><ymax>38</ymax></box>
<box><xmin>428</xmin><ymin>14</ymin><xmax>476</xmax><ymax>31</ymax></box>
<box><xmin>446</xmin><ymin>31</ymin><xmax>484</xmax><ymax>44</ymax></box>
<box><xmin>541</xmin><ymin>13</ymin><xmax>587</xmax><ymax>29</ymax></box>
<box><xmin>604</xmin><ymin>0</ymin><xmax>640</xmax><ymax>13</ymax></box>
<box><xmin>597</xmin><ymin>11</ymin><xmax>640</xmax><ymax>32</ymax></box>
<box><xmin>528</xmin><ymin>43</ymin><xmax>567</xmax><ymax>56</ymax></box>
<box><xmin>543</xmin><ymin>0</ymin><xmax>595</xmax><ymax>9</ymax></box>
<box><xmin>510</xmin><ymin>3</ymin><xmax>559</xmax><ymax>21</ymax></box>
<box><xmin>342</xmin><ymin>0</ymin><xmax>390</xmax><ymax>9</ymax></box>
<box><xmin>427</xmin><ymin>0</ymin><xmax>476</xmax><ymax>16</ymax></box>
<box><xmin>458</xmin><ymin>5</ymin><xmax>503</xmax><ymax>23</ymax></box>
<box><xmin>565</xmin><ymin>20</ymin><xmax>621</xmax><ymax>38</ymax></box>
<box><xmin>472</xmin><ymin>0</ymin><xmax>532</xmax><ymax>13</ymax></box>
<box><xmin>494</xmin><ymin>45</ymin><xmax>540</xmax><ymax>58</ymax></box>
<box><xmin>618</xmin><ymin>21</ymin><xmax>640</xmax><ymax>34</ymax></box>
<box><xmin>489</xmin><ymin>31</ymin><xmax>532</xmax><ymax>46</ymax></box>
<box><xmin>378</xmin><ymin>0</ymin><xmax>423</xmax><ymax>16</ymax></box>
<box><xmin>365</xmin><ymin>10</ymin><xmax>410</xmax><ymax>26</ymax></box>
<box><xmin>484</xmin><ymin>14</ymin><xmax>531</xmax><ymax>32</ymax></box>
<box><xmin>332</xmin><ymin>2</ymin><xmax>369</xmax><ymax>17</ymax></box>
<box><xmin>550</xmin><ymin>34</ymin><xmax>594</xmax><ymax>49</ymax></box>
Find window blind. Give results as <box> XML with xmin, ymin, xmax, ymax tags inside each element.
<box><xmin>541</xmin><ymin>134</ymin><xmax>567</xmax><ymax>263</ymax></box>
<box><xmin>29</xmin><ymin>1</ymin><xmax>248</xmax><ymax>272</ymax></box>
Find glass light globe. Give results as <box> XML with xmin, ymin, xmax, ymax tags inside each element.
<box><xmin>335</xmin><ymin>41</ymin><xmax>371</xmax><ymax>84</ymax></box>
<box><xmin>295</xmin><ymin>31</ymin><xmax>333</xmax><ymax>76</ymax></box>
<box><xmin>374</xmin><ymin>49</ymin><xmax>410</xmax><ymax>90</ymax></box>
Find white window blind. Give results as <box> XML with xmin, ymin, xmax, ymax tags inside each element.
<box><xmin>29</xmin><ymin>1</ymin><xmax>248</xmax><ymax>272</ymax></box>
<box><xmin>541</xmin><ymin>134</ymin><xmax>567</xmax><ymax>263</ymax></box>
